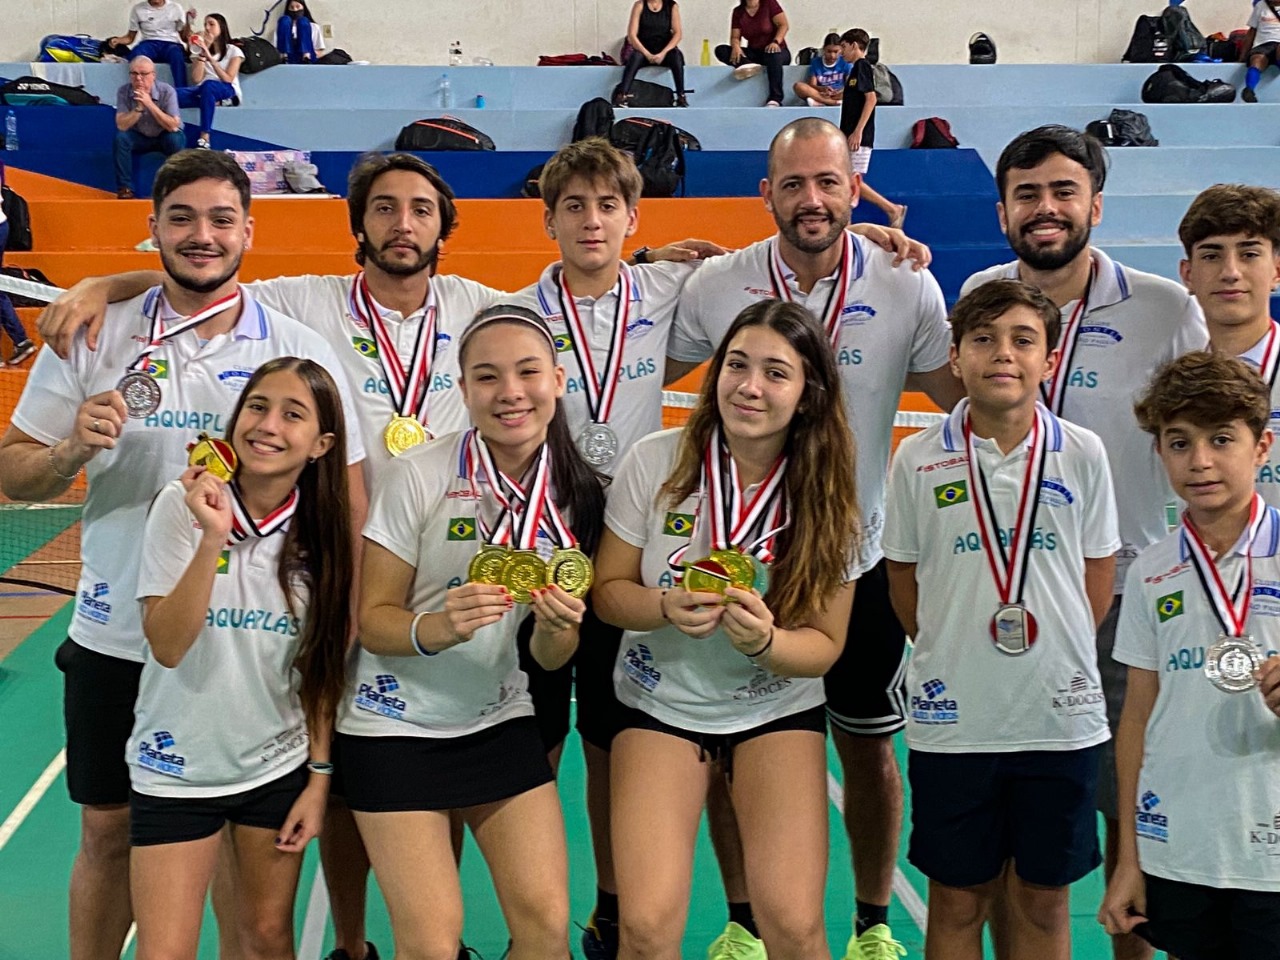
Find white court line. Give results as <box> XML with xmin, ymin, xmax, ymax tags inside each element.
<box><xmin>298</xmin><ymin>863</ymin><xmax>331</xmax><ymax>960</ymax></box>
<box><xmin>120</xmin><ymin>923</ymin><xmax>136</xmax><ymax>958</ymax></box>
<box><xmin>0</xmin><ymin>749</ymin><xmax>66</xmax><ymax>853</ymax></box>
<box><xmin>827</xmin><ymin>771</ymin><xmax>929</xmax><ymax>935</ymax></box>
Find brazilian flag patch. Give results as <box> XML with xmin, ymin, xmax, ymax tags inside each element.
<box><xmin>142</xmin><ymin>358</ymin><xmax>168</xmax><ymax>379</ymax></box>
<box><xmin>352</xmin><ymin>337</ymin><xmax>379</xmax><ymax>360</ymax></box>
<box><xmin>447</xmin><ymin>517</ymin><xmax>476</xmax><ymax>541</ymax></box>
<box><xmin>1156</xmin><ymin>591</ymin><xmax>1183</xmax><ymax>622</ymax></box>
<box><xmin>216</xmin><ymin>550</ymin><xmax>230</xmax><ymax>575</ymax></box>
<box><xmin>553</xmin><ymin>333</ymin><xmax>573</xmax><ymax>354</ymax></box>
<box><xmin>933</xmin><ymin>480</ymin><xmax>968</xmax><ymax>509</ymax></box>
<box><xmin>664</xmin><ymin>512</ymin><xmax>695</xmax><ymax>537</ymax></box>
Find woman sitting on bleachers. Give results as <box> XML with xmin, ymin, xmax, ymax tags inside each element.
<box><xmin>616</xmin><ymin>0</ymin><xmax>689</xmax><ymax>107</ymax></box>
<box><xmin>276</xmin><ymin>0</ymin><xmax>323</xmax><ymax>64</ymax></box>
<box><xmin>176</xmin><ymin>13</ymin><xmax>243</xmax><ymax>150</ymax></box>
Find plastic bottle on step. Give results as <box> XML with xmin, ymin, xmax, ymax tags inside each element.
<box><xmin>4</xmin><ymin>110</ymin><xmax>17</xmax><ymax>151</ymax></box>
<box><xmin>439</xmin><ymin>73</ymin><xmax>453</xmax><ymax>109</ymax></box>
<box><xmin>700</xmin><ymin>38</ymin><xmax>711</xmax><ymax>66</ymax></box>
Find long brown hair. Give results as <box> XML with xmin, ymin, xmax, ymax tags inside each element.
<box><xmin>660</xmin><ymin>300</ymin><xmax>859</xmax><ymax>626</ymax></box>
<box><xmin>225</xmin><ymin>357</ymin><xmax>353</xmax><ymax>731</ymax></box>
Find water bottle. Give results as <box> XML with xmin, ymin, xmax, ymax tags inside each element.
<box><xmin>700</xmin><ymin>38</ymin><xmax>711</xmax><ymax>66</ymax></box>
<box><xmin>4</xmin><ymin>110</ymin><xmax>17</xmax><ymax>151</ymax></box>
<box><xmin>449</xmin><ymin>40</ymin><xmax>463</xmax><ymax>67</ymax></box>
<box><xmin>475</xmin><ymin>93</ymin><xmax>486</xmax><ymax>109</ymax></box>
<box><xmin>439</xmin><ymin>73</ymin><xmax>452</xmax><ymax>109</ymax></box>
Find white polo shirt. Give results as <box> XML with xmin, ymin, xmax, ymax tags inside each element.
<box><xmin>128</xmin><ymin>0</ymin><xmax>186</xmax><ymax>43</ymax></box>
<box><xmin>509</xmin><ymin>260</ymin><xmax>695</xmax><ymax>477</ymax></box>
<box><xmin>1114</xmin><ymin>510</ymin><xmax>1280</xmax><ymax>891</ymax></box>
<box><xmin>670</xmin><ymin>234</ymin><xmax>952</xmax><ymax>574</ymax></box>
<box><xmin>336</xmin><ymin>431</ymin><xmax>537</xmax><ymax>739</ymax></box>
<box><xmin>1237</xmin><ymin>325</ymin><xmax>1280</xmax><ymax>508</ymax></box>
<box><xmin>246</xmin><ymin>274</ymin><xmax>505</xmax><ymax>485</ymax></box>
<box><xmin>962</xmin><ymin>248</ymin><xmax>1209</xmax><ymax>590</ymax></box>
<box><xmin>1250</xmin><ymin>0</ymin><xmax>1280</xmax><ymax>47</ymax></box>
<box><xmin>882</xmin><ymin>399</ymin><xmax>1120</xmax><ymax>753</ymax></box>
<box><xmin>129</xmin><ymin>480</ymin><xmax>309</xmax><ymax>797</ymax></box>
<box><xmin>11</xmin><ymin>287</ymin><xmax>366</xmax><ymax>662</ymax></box>
<box><xmin>605</xmin><ymin>429</ymin><xmax>840</xmax><ymax>734</ymax></box>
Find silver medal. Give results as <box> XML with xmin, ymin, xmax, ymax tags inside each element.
<box><xmin>991</xmin><ymin>603</ymin><xmax>1037</xmax><ymax>656</ymax></box>
<box><xmin>576</xmin><ymin>422</ymin><xmax>618</xmax><ymax>468</ymax></box>
<box><xmin>1204</xmin><ymin>635</ymin><xmax>1263</xmax><ymax>693</ymax></box>
<box><xmin>117</xmin><ymin>371</ymin><xmax>162</xmax><ymax>419</ymax></box>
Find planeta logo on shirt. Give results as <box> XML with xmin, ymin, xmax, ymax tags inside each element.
<box><xmin>447</xmin><ymin>517</ymin><xmax>476</xmax><ymax>541</ymax></box>
<box><xmin>354</xmin><ymin>672</ymin><xmax>407</xmax><ymax>720</ymax></box>
<box><xmin>1156</xmin><ymin>591</ymin><xmax>1183</xmax><ymax>622</ymax></box>
<box><xmin>78</xmin><ymin>581</ymin><xmax>112</xmax><ymax>625</ymax></box>
<box><xmin>137</xmin><ymin>729</ymin><xmax>187</xmax><ymax>778</ymax></box>
<box><xmin>910</xmin><ymin>678</ymin><xmax>958</xmax><ymax>725</ymax></box>
<box><xmin>934</xmin><ymin>481</ymin><xmax>968</xmax><ymax>509</ymax></box>
<box><xmin>1136</xmin><ymin>791</ymin><xmax>1169</xmax><ymax>843</ymax></box>
<box><xmin>621</xmin><ymin>644</ymin><xmax>662</xmax><ymax>692</ymax></box>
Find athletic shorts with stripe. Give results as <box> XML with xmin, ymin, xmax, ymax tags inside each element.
<box><xmin>824</xmin><ymin>559</ymin><xmax>908</xmax><ymax>737</ymax></box>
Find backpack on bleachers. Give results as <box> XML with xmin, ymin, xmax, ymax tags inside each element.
<box><xmin>573</xmin><ymin>98</ymin><xmax>615</xmax><ymax>141</ymax></box>
<box><xmin>1141</xmin><ymin>63</ymin><xmax>1235</xmax><ymax>103</ymax></box>
<box><xmin>968</xmin><ymin>33</ymin><xmax>997</xmax><ymax>64</ymax></box>
<box><xmin>611</xmin><ymin>116</ymin><xmax>701</xmax><ymax>155</ymax></box>
<box><xmin>1205</xmin><ymin>33</ymin><xmax>1241</xmax><ymax>62</ymax></box>
<box><xmin>0</xmin><ymin>76</ymin><xmax>98</xmax><ymax>106</ymax></box>
<box><xmin>37</xmin><ymin>34</ymin><xmax>106</xmax><ymax>63</ymax></box>
<box><xmin>1161</xmin><ymin>4</ymin><xmax>1206</xmax><ymax>61</ymax></box>
<box><xmin>234</xmin><ymin>36</ymin><xmax>283</xmax><ymax>74</ymax></box>
<box><xmin>615</xmin><ymin>78</ymin><xmax>674</xmax><ymax>108</ymax></box>
<box><xmin>1086</xmin><ymin>109</ymin><xmax>1158</xmax><ymax>147</ymax></box>
<box><xmin>1</xmin><ymin>185</ymin><xmax>32</xmax><ymax>250</ymax></box>
<box><xmin>910</xmin><ymin>117</ymin><xmax>958</xmax><ymax>149</ymax></box>
<box><xmin>1122</xmin><ymin>16</ymin><xmax>1171</xmax><ymax>63</ymax></box>
<box><xmin>394</xmin><ymin>117</ymin><xmax>497</xmax><ymax>151</ymax></box>
<box><xmin>796</xmin><ymin>47</ymin><xmax>818</xmax><ymax>65</ymax></box>
<box><xmin>522</xmin><ymin>163</ymin><xmax>546</xmax><ymax>198</ymax></box>
<box><xmin>631</xmin><ymin>120</ymin><xmax>685</xmax><ymax>198</ymax></box>
<box><xmin>872</xmin><ymin>63</ymin><xmax>904</xmax><ymax>106</ymax></box>
<box><xmin>538</xmin><ymin>53</ymin><xmax>619</xmax><ymax>66</ymax></box>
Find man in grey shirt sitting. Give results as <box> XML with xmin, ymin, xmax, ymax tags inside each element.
<box><xmin>114</xmin><ymin>57</ymin><xmax>185</xmax><ymax>199</ymax></box>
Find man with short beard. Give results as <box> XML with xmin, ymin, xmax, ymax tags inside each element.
<box><xmin>0</xmin><ymin>150</ymin><xmax>367</xmax><ymax>960</ymax></box>
<box><xmin>961</xmin><ymin>124</ymin><xmax>1207</xmax><ymax>960</ymax></box>
<box><xmin>667</xmin><ymin>116</ymin><xmax>961</xmax><ymax>960</ymax></box>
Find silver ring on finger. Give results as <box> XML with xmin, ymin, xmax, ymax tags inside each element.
<box><xmin>91</xmin><ymin>419</ymin><xmax>101</xmax><ymax>433</ymax></box>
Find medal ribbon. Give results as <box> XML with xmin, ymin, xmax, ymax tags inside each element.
<box><xmin>767</xmin><ymin>231</ymin><xmax>853</xmax><ymax>347</ymax></box>
<box><xmin>469</xmin><ymin>430</ymin><xmax>550</xmax><ymax>551</ymax></box>
<box><xmin>1039</xmin><ymin>259</ymin><xmax>1095</xmax><ymax>415</ymax></box>
<box><xmin>227</xmin><ymin>483</ymin><xmax>299</xmax><ymax>544</ymax></box>
<box><xmin>1181</xmin><ymin>493</ymin><xmax>1265</xmax><ymax>638</ymax></box>
<box><xmin>128</xmin><ymin>286</ymin><xmax>243</xmax><ymax>372</ymax></box>
<box><xmin>349</xmin><ymin>273</ymin><xmax>438</xmax><ymax>426</ymax></box>
<box><xmin>1253</xmin><ymin>321</ymin><xmax>1280</xmax><ymax>390</ymax></box>
<box><xmin>964</xmin><ymin>406</ymin><xmax>1050</xmax><ymax>607</ymax></box>
<box><xmin>555</xmin><ymin>266</ymin><xmax>631</xmax><ymax>428</ymax></box>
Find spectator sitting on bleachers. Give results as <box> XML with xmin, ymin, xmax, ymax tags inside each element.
<box><xmin>276</xmin><ymin>0</ymin><xmax>322</xmax><ymax>64</ymax></box>
<box><xmin>616</xmin><ymin>0</ymin><xmax>689</xmax><ymax>107</ymax></box>
<box><xmin>1242</xmin><ymin>0</ymin><xmax>1280</xmax><ymax>102</ymax></box>
<box><xmin>176</xmin><ymin>14</ymin><xmax>243</xmax><ymax>150</ymax></box>
<box><xmin>792</xmin><ymin>33</ymin><xmax>850</xmax><ymax>106</ymax></box>
<box><xmin>716</xmin><ymin>0</ymin><xmax>792</xmax><ymax>106</ymax></box>
<box><xmin>108</xmin><ymin>0</ymin><xmax>192</xmax><ymax>87</ymax></box>
<box><xmin>113</xmin><ymin>57</ymin><xmax>185</xmax><ymax>200</ymax></box>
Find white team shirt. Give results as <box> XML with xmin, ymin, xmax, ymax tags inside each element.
<box><xmin>1114</xmin><ymin>511</ymin><xmax>1280</xmax><ymax>891</ymax></box>
<box><xmin>962</xmin><ymin>248</ymin><xmax>1208</xmax><ymax>590</ymax></box>
<box><xmin>606</xmin><ymin>429</ymin><xmax>839</xmax><ymax>734</ymax></box>
<box><xmin>336</xmin><ymin>431</ymin><xmax>537</xmax><ymax>739</ymax></box>
<box><xmin>10</xmin><ymin>287</ymin><xmax>367</xmax><ymax>662</ymax></box>
<box><xmin>128</xmin><ymin>0</ymin><xmax>186</xmax><ymax>43</ymax></box>
<box><xmin>1250</xmin><ymin>0</ymin><xmax>1280</xmax><ymax>47</ymax></box>
<box><xmin>1238</xmin><ymin>326</ymin><xmax>1280</xmax><ymax>508</ymax></box>
<box><xmin>246</xmin><ymin>274</ymin><xmax>505</xmax><ymax>486</ymax></box>
<box><xmin>882</xmin><ymin>400</ymin><xmax>1120</xmax><ymax>753</ymax></box>
<box><xmin>190</xmin><ymin>43</ymin><xmax>244</xmax><ymax>101</ymax></box>
<box><xmin>129</xmin><ymin>481</ymin><xmax>309</xmax><ymax>797</ymax></box>
<box><xmin>670</xmin><ymin>234</ymin><xmax>952</xmax><ymax>574</ymax></box>
<box><xmin>509</xmin><ymin>260</ymin><xmax>695</xmax><ymax>477</ymax></box>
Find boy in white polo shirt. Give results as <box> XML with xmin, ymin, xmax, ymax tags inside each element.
<box><xmin>1101</xmin><ymin>351</ymin><xmax>1280</xmax><ymax>958</ymax></box>
<box><xmin>1176</xmin><ymin>183</ymin><xmax>1280</xmax><ymax>509</ymax></box>
<box><xmin>883</xmin><ymin>278</ymin><xmax>1119</xmax><ymax>960</ymax></box>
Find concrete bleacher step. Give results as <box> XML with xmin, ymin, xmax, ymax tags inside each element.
<box><xmin>1103</xmin><ymin>146</ymin><xmax>1280</xmax><ymax>193</ymax></box>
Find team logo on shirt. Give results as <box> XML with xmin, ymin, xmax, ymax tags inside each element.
<box><xmin>141</xmin><ymin>358</ymin><xmax>168</xmax><ymax>379</ymax></box>
<box><xmin>1051</xmin><ymin>672</ymin><xmax>1104</xmax><ymax>715</ymax></box>
<box><xmin>625</xmin><ymin>317</ymin><xmax>655</xmax><ymax>340</ymax></box>
<box><xmin>137</xmin><ymin>730</ymin><xmax>187</xmax><ymax>778</ymax></box>
<box><xmin>933</xmin><ymin>481</ymin><xmax>969</xmax><ymax>509</ymax></box>
<box><xmin>1252</xmin><ymin>580</ymin><xmax>1280</xmax><ymax>619</ymax></box>
<box><xmin>217</xmin><ymin>368</ymin><xmax>254</xmax><ymax>393</ymax></box>
<box><xmin>355</xmin><ymin>673</ymin><xmax>408</xmax><ymax>720</ymax></box>
<box><xmin>447</xmin><ymin>517</ymin><xmax>476</xmax><ymax>541</ymax></box>
<box><xmin>1076</xmin><ymin>325</ymin><xmax>1123</xmax><ymax>348</ymax></box>
<box><xmin>1038</xmin><ymin>476</ymin><xmax>1075</xmax><ymax>507</ymax></box>
<box><xmin>77</xmin><ymin>582</ymin><xmax>112</xmax><ymax>625</ymax></box>
<box><xmin>621</xmin><ymin>644</ymin><xmax>662</xmax><ymax>692</ymax></box>
<box><xmin>352</xmin><ymin>337</ymin><xmax>379</xmax><ymax>359</ymax></box>
<box><xmin>1157</xmin><ymin>591</ymin><xmax>1184</xmax><ymax>622</ymax></box>
<box><xmin>732</xmin><ymin>670</ymin><xmax>792</xmax><ymax>701</ymax></box>
<box><xmin>909</xmin><ymin>678</ymin><xmax>959</xmax><ymax>725</ymax></box>
<box><xmin>216</xmin><ymin>550</ymin><xmax>230</xmax><ymax>574</ymax></box>
<box><xmin>664</xmin><ymin>512</ymin><xmax>695</xmax><ymax>537</ymax></box>
<box><xmin>840</xmin><ymin>303</ymin><xmax>877</xmax><ymax>326</ymax></box>
<box><xmin>1248</xmin><ymin>812</ymin><xmax>1280</xmax><ymax>854</ymax></box>
<box><xmin>1136</xmin><ymin>791</ymin><xmax>1169</xmax><ymax>843</ymax></box>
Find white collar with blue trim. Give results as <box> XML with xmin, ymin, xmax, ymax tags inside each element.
<box><xmin>940</xmin><ymin>397</ymin><xmax>1065</xmax><ymax>454</ymax></box>
<box><xmin>996</xmin><ymin>246</ymin><xmax>1131</xmax><ymax>314</ymax></box>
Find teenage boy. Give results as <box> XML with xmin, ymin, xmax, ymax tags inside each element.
<box><xmin>884</xmin><ymin>278</ymin><xmax>1119</xmax><ymax>960</ymax></box>
<box><xmin>1242</xmin><ymin>0</ymin><xmax>1280</xmax><ymax>103</ymax></box>
<box><xmin>1101</xmin><ymin>351</ymin><xmax>1280</xmax><ymax>959</ymax></box>
<box><xmin>0</xmin><ymin>150</ymin><xmax>367</xmax><ymax>960</ymax></box>
<box><xmin>838</xmin><ymin>28</ymin><xmax>906</xmax><ymax>230</ymax></box>
<box><xmin>1176</xmin><ymin>183</ymin><xmax>1280</xmax><ymax>507</ymax></box>
<box><xmin>793</xmin><ymin>32</ymin><xmax>851</xmax><ymax>106</ymax></box>
<box><xmin>962</xmin><ymin>126</ymin><xmax>1208</xmax><ymax>960</ymax></box>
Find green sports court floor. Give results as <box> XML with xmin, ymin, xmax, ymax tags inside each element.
<box><xmin>0</xmin><ymin>556</ymin><xmax>1135</xmax><ymax>959</ymax></box>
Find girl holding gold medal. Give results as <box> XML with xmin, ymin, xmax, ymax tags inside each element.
<box><xmin>593</xmin><ymin>299</ymin><xmax>860</xmax><ymax>957</ymax></box>
<box><xmin>337</xmin><ymin>304</ymin><xmax>605</xmax><ymax>956</ymax></box>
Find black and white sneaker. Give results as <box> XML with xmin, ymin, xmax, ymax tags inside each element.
<box><xmin>9</xmin><ymin>339</ymin><xmax>35</xmax><ymax>364</ymax></box>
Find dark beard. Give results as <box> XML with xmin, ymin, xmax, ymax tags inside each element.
<box><xmin>159</xmin><ymin>246</ymin><xmax>242</xmax><ymax>294</ymax></box>
<box><xmin>361</xmin><ymin>236</ymin><xmax>436</xmax><ymax>277</ymax></box>
<box><xmin>775</xmin><ymin>207</ymin><xmax>850</xmax><ymax>255</ymax></box>
<box><xmin>1008</xmin><ymin>218</ymin><xmax>1091</xmax><ymax>272</ymax></box>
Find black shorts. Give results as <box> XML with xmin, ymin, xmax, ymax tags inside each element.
<box><xmin>824</xmin><ymin>559</ymin><xmax>908</xmax><ymax>737</ymax></box>
<box><xmin>1093</xmin><ymin>595</ymin><xmax>1124</xmax><ymax>819</ymax></box>
<box><xmin>56</xmin><ymin>637</ymin><xmax>144</xmax><ymax>807</ymax></box>
<box><xmin>336</xmin><ymin>716</ymin><xmax>553</xmax><ymax>812</ymax></box>
<box><xmin>1137</xmin><ymin>873</ymin><xmax>1280</xmax><ymax>960</ymax></box>
<box><xmin>1250</xmin><ymin>41</ymin><xmax>1280</xmax><ymax>66</ymax></box>
<box><xmin>130</xmin><ymin>764</ymin><xmax>308</xmax><ymax>846</ymax></box>
<box><xmin>616</xmin><ymin>703</ymin><xmax>827</xmax><ymax>776</ymax></box>
<box><xmin>907</xmin><ymin>744</ymin><xmax>1102</xmax><ymax>888</ymax></box>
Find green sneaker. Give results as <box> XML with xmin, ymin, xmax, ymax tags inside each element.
<box><xmin>843</xmin><ymin>923</ymin><xmax>906</xmax><ymax>960</ymax></box>
<box><xmin>706</xmin><ymin>921</ymin><xmax>767</xmax><ymax>960</ymax></box>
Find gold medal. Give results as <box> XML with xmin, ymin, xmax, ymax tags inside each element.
<box><xmin>384</xmin><ymin>415</ymin><xmax>430</xmax><ymax>457</ymax></box>
<box><xmin>708</xmin><ymin>549</ymin><xmax>756</xmax><ymax>591</ymax></box>
<box><xmin>683</xmin><ymin>557</ymin><xmax>734</xmax><ymax>595</ymax></box>
<box><xmin>546</xmin><ymin>547</ymin><xmax>594</xmax><ymax>599</ymax></box>
<box><xmin>186</xmin><ymin>432</ymin><xmax>237</xmax><ymax>481</ymax></box>
<box><xmin>468</xmin><ymin>545</ymin><xmax>509</xmax><ymax>585</ymax></box>
<box><xmin>500</xmin><ymin>549</ymin><xmax>548</xmax><ymax>603</ymax></box>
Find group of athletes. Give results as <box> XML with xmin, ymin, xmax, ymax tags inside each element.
<box><xmin>0</xmin><ymin>113</ymin><xmax>1276</xmax><ymax>960</ymax></box>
